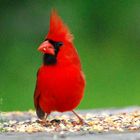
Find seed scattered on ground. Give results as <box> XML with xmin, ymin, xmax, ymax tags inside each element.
<box><xmin>0</xmin><ymin>110</ymin><xmax>140</xmax><ymax>134</ymax></box>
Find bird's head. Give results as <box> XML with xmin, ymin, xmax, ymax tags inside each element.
<box><xmin>38</xmin><ymin>10</ymin><xmax>74</xmax><ymax>65</ymax></box>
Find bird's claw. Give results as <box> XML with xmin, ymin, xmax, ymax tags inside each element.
<box><xmin>78</xmin><ymin>119</ymin><xmax>89</xmax><ymax>126</ymax></box>
<box><xmin>36</xmin><ymin>119</ymin><xmax>49</xmax><ymax>126</ymax></box>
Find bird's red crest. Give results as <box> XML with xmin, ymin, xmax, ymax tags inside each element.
<box><xmin>46</xmin><ymin>10</ymin><xmax>73</xmax><ymax>42</ymax></box>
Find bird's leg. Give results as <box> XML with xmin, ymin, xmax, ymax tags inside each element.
<box><xmin>37</xmin><ymin>113</ymin><xmax>49</xmax><ymax>126</ymax></box>
<box><xmin>43</xmin><ymin>113</ymin><xmax>49</xmax><ymax>122</ymax></box>
<box><xmin>72</xmin><ymin>110</ymin><xmax>84</xmax><ymax>125</ymax></box>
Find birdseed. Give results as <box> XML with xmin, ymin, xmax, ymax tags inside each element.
<box><xmin>0</xmin><ymin>110</ymin><xmax>140</xmax><ymax>134</ymax></box>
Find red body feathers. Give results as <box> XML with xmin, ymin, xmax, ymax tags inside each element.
<box><xmin>34</xmin><ymin>10</ymin><xmax>85</xmax><ymax>119</ymax></box>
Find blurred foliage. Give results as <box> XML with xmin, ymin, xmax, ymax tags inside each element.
<box><xmin>0</xmin><ymin>0</ymin><xmax>140</xmax><ymax>111</ymax></box>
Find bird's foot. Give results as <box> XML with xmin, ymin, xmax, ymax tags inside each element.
<box><xmin>78</xmin><ymin>118</ymin><xmax>89</xmax><ymax>126</ymax></box>
<box><xmin>36</xmin><ymin>119</ymin><xmax>50</xmax><ymax>126</ymax></box>
<box><xmin>72</xmin><ymin>110</ymin><xmax>88</xmax><ymax>126</ymax></box>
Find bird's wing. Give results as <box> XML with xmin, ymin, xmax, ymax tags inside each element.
<box><xmin>34</xmin><ymin>69</ymin><xmax>45</xmax><ymax>120</ymax></box>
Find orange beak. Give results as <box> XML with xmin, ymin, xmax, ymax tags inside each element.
<box><xmin>38</xmin><ymin>41</ymin><xmax>55</xmax><ymax>55</ymax></box>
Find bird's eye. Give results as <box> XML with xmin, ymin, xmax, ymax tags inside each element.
<box><xmin>55</xmin><ymin>42</ymin><xmax>63</xmax><ymax>47</ymax></box>
<box><xmin>46</xmin><ymin>39</ymin><xmax>63</xmax><ymax>48</ymax></box>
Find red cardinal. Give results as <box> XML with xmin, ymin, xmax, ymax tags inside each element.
<box><xmin>34</xmin><ymin>10</ymin><xmax>85</xmax><ymax>123</ymax></box>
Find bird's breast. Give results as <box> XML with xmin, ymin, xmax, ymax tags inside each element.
<box><xmin>38</xmin><ymin>65</ymin><xmax>85</xmax><ymax>112</ymax></box>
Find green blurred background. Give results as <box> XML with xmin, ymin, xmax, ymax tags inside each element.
<box><xmin>0</xmin><ymin>0</ymin><xmax>140</xmax><ymax>111</ymax></box>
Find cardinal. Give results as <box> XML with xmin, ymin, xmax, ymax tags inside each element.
<box><xmin>34</xmin><ymin>10</ymin><xmax>85</xmax><ymax>124</ymax></box>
